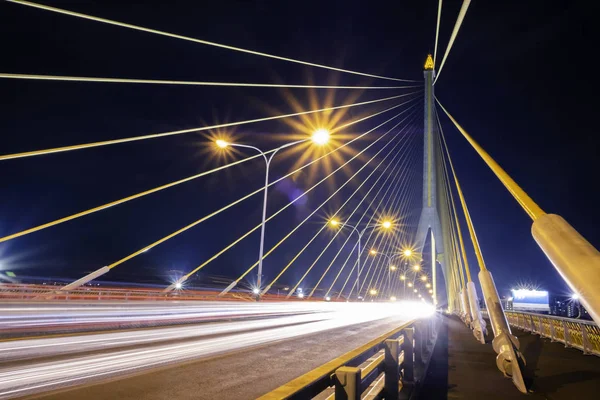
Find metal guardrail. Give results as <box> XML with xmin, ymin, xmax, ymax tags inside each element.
<box><xmin>497</xmin><ymin>310</ymin><xmax>600</xmax><ymax>356</ymax></box>
<box><xmin>0</xmin><ymin>283</ymin><xmax>317</xmax><ymax>302</ymax></box>
<box><xmin>259</xmin><ymin>317</ymin><xmax>438</xmax><ymax>400</ymax></box>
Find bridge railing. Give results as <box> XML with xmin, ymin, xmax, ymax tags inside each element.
<box><xmin>0</xmin><ymin>283</ymin><xmax>321</xmax><ymax>302</ymax></box>
<box><xmin>259</xmin><ymin>316</ymin><xmax>438</xmax><ymax>400</ymax></box>
<box><xmin>500</xmin><ymin>310</ymin><xmax>600</xmax><ymax>356</ymax></box>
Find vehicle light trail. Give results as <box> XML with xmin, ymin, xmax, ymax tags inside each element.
<box><xmin>0</xmin><ymin>302</ymin><xmax>432</xmax><ymax>399</ymax></box>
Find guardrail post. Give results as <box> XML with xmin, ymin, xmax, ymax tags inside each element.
<box><xmin>384</xmin><ymin>339</ymin><xmax>400</xmax><ymax>400</ymax></box>
<box><xmin>581</xmin><ymin>323</ymin><xmax>591</xmax><ymax>355</ymax></box>
<box><xmin>529</xmin><ymin>314</ymin><xmax>535</xmax><ymax>333</ymax></box>
<box><xmin>414</xmin><ymin>321</ymin><xmax>424</xmax><ymax>364</ymax></box>
<box><xmin>334</xmin><ymin>366</ymin><xmax>361</xmax><ymax>400</ymax></box>
<box><xmin>549</xmin><ymin>318</ymin><xmax>556</xmax><ymax>342</ymax></box>
<box><xmin>563</xmin><ymin>320</ymin><xmax>571</xmax><ymax>348</ymax></box>
<box><xmin>401</xmin><ymin>328</ymin><xmax>414</xmax><ymax>383</ymax></box>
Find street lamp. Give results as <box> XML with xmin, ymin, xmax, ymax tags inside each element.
<box><xmin>402</xmin><ymin>249</ymin><xmax>413</xmax><ymax>257</ymax></box>
<box><xmin>369</xmin><ymin>249</ymin><xmax>404</xmax><ymax>299</ymax></box>
<box><xmin>218</xmin><ymin>131</ymin><xmax>329</xmax><ymax>298</ymax></box>
<box><xmin>369</xmin><ymin>288</ymin><xmax>378</xmax><ymax>296</ymax></box>
<box><xmin>420</xmin><ymin>275</ymin><xmax>428</xmax><ymax>282</ymax></box>
<box><xmin>328</xmin><ymin>218</ymin><xmax>393</xmax><ymax>300</ymax></box>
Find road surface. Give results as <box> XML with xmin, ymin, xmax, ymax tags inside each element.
<box><xmin>0</xmin><ymin>301</ymin><xmax>429</xmax><ymax>399</ymax></box>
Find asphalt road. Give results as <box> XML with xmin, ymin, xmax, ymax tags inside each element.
<box><xmin>0</xmin><ymin>301</ymin><xmax>426</xmax><ymax>399</ymax></box>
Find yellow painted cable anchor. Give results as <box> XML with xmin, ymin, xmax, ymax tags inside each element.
<box><xmin>436</xmin><ymin>98</ymin><xmax>546</xmax><ymax>220</ymax></box>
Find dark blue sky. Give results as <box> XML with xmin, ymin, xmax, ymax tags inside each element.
<box><xmin>0</xmin><ymin>0</ymin><xmax>596</xmax><ymax>299</ymax></box>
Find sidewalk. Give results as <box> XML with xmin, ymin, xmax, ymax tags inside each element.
<box><xmin>419</xmin><ymin>315</ymin><xmax>600</xmax><ymax>399</ymax></box>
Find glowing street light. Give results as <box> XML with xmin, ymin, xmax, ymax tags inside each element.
<box><xmin>311</xmin><ymin>128</ymin><xmax>330</xmax><ymax>145</ymax></box>
<box><xmin>369</xmin><ymin>288</ymin><xmax>378</xmax><ymax>296</ymax></box>
<box><xmin>400</xmin><ymin>275</ymin><xmax>406</xmax><ymax>280</ymax></box>
<box><xmin>572</xmin><ymin>293</ymin><xmax>580</xmax><ymax>300</ymax></box>
<box><xmin>420</xmin><ymin>275</ymin><xmax>428</xmax><ymax>282</ymax></box>
<box><xmin>298</xmin><ymin>292</ymin><xmax>305</xmax><ymax>299</ymax></box>
<box><xmin>216</xmin><ymin>134</ymin><xmax>328</xmax><ymax>298</ymax></box>
<box><xmin>413</xmin><ymin>265</ymin><xmax>420</xmax><ymax>271</ymax></box>
<box><xmin>402</xmin><ymin>249</ymin><xmax>413</xmax><ymax>257</ymax></box>
<box><xmin>175</xmin><ymin>282</ymin><xmax>183</xmax><ymax>290</ymax></box>
<box><xmin>426</xmin><ymin>283</ymin><xmax>431</xmax><ymax>288</ymax></box>
<box><xmin>390</xmin><ymin>296</ymin><xmax>397</xmax><ymax>301</ymax></box>
<box><xmin>325</xmin><ymin>296</ymin><xmax>331</xmax><ymax>301</ymax></box>
<box><xmin>215</xmin><ymin>139</ymin><xmax>229</xmax><ymax>148</ymax></box>
<box><xmin>414</xmin><ymin>289</ymin><xmax>418</xmax><ymax>293</ymax></box>
<box><xmin>429</xmin><ymin>289</ymin><xmax>433</xmax><ymax>294</ymax></box>
<box><xmin>327</xmin><ymin>218</ymin><xmax>394</xmax><ymax>300</ymax></box>
<box><xmin>390</xmin><ymin>265</ymin><xmax>397</xmax><ymax>271</ymax></box>
<box><xmin>252</xmin><ymin>287</ymin><xmax>260</xmax><ymax>295</ymax></box>
<box><xmin>408</xmin><ymin>282</ymin><xmax>413</xmax><ymax>287</ymax></box>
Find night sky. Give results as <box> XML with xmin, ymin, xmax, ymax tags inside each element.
<box><xmin>0</xmin><ymin>0</ymin><xmax>596</xmax><ymax>299</ymax></box>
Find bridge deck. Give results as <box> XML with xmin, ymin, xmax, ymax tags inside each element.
<box><xmin>421</xmin><ymin>315</ymin><xmax>600</xmax><ymax>399</ymax></box>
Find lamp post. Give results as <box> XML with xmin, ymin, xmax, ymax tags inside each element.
<box><xmin>328</xmin><ymin>219</ymin><xmax>392</xmax><ymax>300</ymax></box>
<box><xmin>368</xmin><ymin>249</ymin><xmax>404</xmax><ymax>298</ymax></box>
<box><xmin>217</xmin><ymin>129</ymin><xmax>329</xmax><ymax>299</ymax></box>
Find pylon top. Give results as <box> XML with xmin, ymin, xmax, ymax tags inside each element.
<box><xmin>424</xmin><ymin>54</ymin><xmax>434</xmax><ymax>70</ymax></box>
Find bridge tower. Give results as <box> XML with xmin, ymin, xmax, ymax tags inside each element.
<box><xmin>414</xmin><ymin>54</ymin><xmax>445</xmax><ymax>304</ymax></box>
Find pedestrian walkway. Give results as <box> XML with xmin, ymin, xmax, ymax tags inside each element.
<box><xmin>420</xmin><ymin>315</ymin><xmax>600</xmax><ymax>399</ymax></box>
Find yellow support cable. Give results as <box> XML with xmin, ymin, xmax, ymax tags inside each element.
<box><xmin>435</xmin><ymin>116</ymin><xmax>473</xmax><ymax>281</ymax></box>
<box><xmin>287</xmin><ymin>124</ymin><xmax>415</xmax><ymax>298</ymax></box>
<box><xmin>438</xmin><ymin>112</ymin><xmax>488</xmax><ymax>272</ymax></box>
<box><xmin>204</xmin><ymin>110</ymin><xmax>414</xmax><ymax>284</ymax></box>
<box><xmin>0</xmin><ymin>92</ymin><xmax>417</xmax><ymax>161</ymax></box>
<box><xmin>8</xmin><ymin>1</ymin><xmax>417</xmax><ymax>83</ymax></box>
<box><xmin>0</xmin><ymin>72</ymin><xmax>418</xmax><ymax>90</ymax></box>
<box><xmin>436</xmin><ymin>99</ymin><xmax>546</xmax><ymax>220</ymax></box>
<box><xmin>0</xmin><ymin>98</ymin><xmax>418</xmax><ymax>245</ymax></box>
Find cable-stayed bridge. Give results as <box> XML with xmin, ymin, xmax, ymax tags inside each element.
<box><xmin>1</xmin><ymin>1</ymin><xmax>599</xmax><ymax>399</ymax></box>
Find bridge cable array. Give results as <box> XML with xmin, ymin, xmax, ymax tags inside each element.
<box><xmin>0</xmin><ymin>93</ymin><xmax>414</xmax><ymax>162</ymax></box>
<box><xmin>0</xmin><ymin>73</ymin><xmax>418</xmax><ymax>90</ymax></box>
<box><xmin>434</xmin><ymin>0</ymin><xmax>471</xmax><ymax>84</ymax></box>
<box><xmin>6</xmin><ymin>0</ymin><xmax>417</xmax><ymax>83</ymax></box>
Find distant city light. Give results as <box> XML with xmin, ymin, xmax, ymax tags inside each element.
<box><xmin>298</xmin><ymin>292</ymin><xmax>305</xmax><ymax>298</ymax></box>
<box><xmin>252</xmin><ymin>288</ymin><xmax>260</xmax><ymax>295</ymax></box>
<box><xmin>408</xmin><ymin>282</ymin><xmax>413</xmax><ymax>287</ymax></box>
<box><xmin>370</xmin><ymin>249</ymin><xmax>377</xmax><ymax>255</ymax></box>
<box><xmin>400</xmin><ymin>275</ymin><xmax>406</xmax><ymax>280</ymax></box>
<box><xmin>369</xmin><ymin>289</ymin><xmax>378</xmax><ymax>296</ymax></box>
<box><xmin>325</xmin><ymin>296</ymin><xmax>331</xmax><ymax>301</ymax></box>
<box><xmin>175</xmin><ymin>282</ymin><xmax>182</xmax><ymax>289</ymax></box>
<box><xmin>390</xmin><ymin>296</ymin><xmax>397</xmax><ymax>301</ymax></box>
<box><xmin>390</xmin><ymin>265</ymin><xmax>397</xmax><ymax>271</ymax></box>
<box><xmin>572</xmin><ymin>293</ymin><xmax>580</xmax><ymax>300</ymax></box>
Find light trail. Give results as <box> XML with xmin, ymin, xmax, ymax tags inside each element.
<box><xmin>0</xmin><ymin>92</ymin><xmax>416</xmax><ymax>161</ymax></box>
<box><xmin>7</xmin><ymin>1</ymin><xmax>417</xmax><ymax>82</ymax></box>
<box><xmin>0</xmin><ymin>302</ymin><xmax>432</xmax><ymax>399</ymax></box>
<box><xmin>0</xmin><ymin>73</ymin><xmax>418</xmax><ymax>90</ymax></box>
